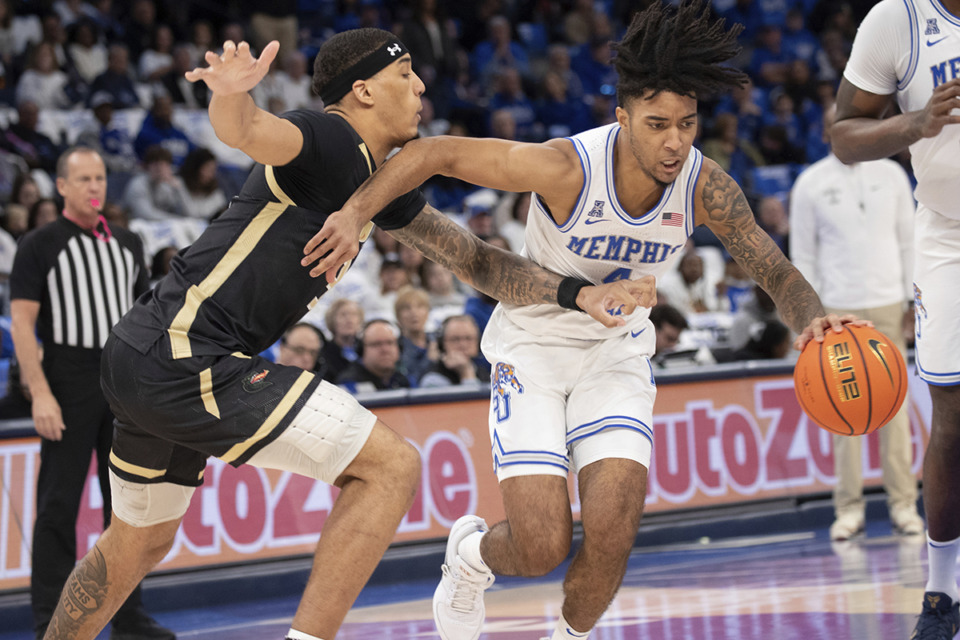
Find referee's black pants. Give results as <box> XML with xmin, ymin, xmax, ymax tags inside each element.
<box><xmin>31</xmin><ymin>347</ymin><xmax>146</xmax><ymax>635</ymax></box>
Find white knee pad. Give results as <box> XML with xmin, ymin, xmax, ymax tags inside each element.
<box><xmin>109</xmin><ymin>470</ymin><xmax>196</xmax><ymax>528</ymax></box>
<box><xmin>247</xmin><ymin>380</ymin><xmax>377</xmax><ymax>484</ymax></box>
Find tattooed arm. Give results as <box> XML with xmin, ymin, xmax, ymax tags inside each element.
<box><xmin>695</xmin><ymin>159</ymin><xmax>825</xmax><ymax>335</ymax></box>
<box><xmin>387</xmin><ymin>204</ymin><xmax>657</xmax><ymax>326</ymax></box>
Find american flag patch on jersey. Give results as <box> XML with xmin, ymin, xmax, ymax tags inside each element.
<box><xmin>661</xmin><ymin>211</ymin><xmax>683</xmax><ymax>227</ymax></box>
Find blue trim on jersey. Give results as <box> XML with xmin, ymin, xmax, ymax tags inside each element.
<box><xmin>547</xmin><ymin>136</ymin><xmax>592</xmax><ymax>234</ymax></box>
<box><xmin>684</xmin><ymin>148</ymin><xmax>703</xmax><ymax>237</ymax></box>
<box><xmin>567</xmin><ymin>424</ymin><xmax>654</xmax><ymax>447</ymax></box>
<box><xmin>605</xmin><ymin>127</ymin><xmax>676</xmax><ymax>226</ymax></box>
<box><xmin>899</xmin><ymin>0</ymin><xmax>920</xmax><ymax>90</ymax></box>
<box><xmin>930</xmin><ymin>0</ymin><xmax>960</xmax><ymax>27</ymax></box>
<box><xmin>916</xmin><ymin>360</ymin><xmax>960</xmax><ymax>385</ymax></box>
<box><xmin>495</xmin><ymin>459</ymin><xmax>571</xmax><ymax>471</ymax></box>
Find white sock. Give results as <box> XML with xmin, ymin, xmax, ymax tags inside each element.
<box><xmin>551</xmin><ymin>613</ymin><xmax>590</xmax><ymax>640</ymax></box>
<box><xmin>926</xmin><ymin>532</ymin><xmax>960</xmax><ymax>602</ymax></box>
<box><xmin>286</xmin><ymin>629</ymin><xmax>324</xmax><ymax>640</ymax></box>
<box><xmin>457</xmin><ymin>530</ymin><xmax>489</xmax><ymax>572</ymax></box>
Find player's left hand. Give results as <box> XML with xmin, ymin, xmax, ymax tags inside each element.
<box><xmin>185</xmin><ymin>40</ymin><xmax>278</xmax><ymax>95</ymax></box>
<box><xmin>793</xmin><ymin>313</ymin><xmax>873</xmax><ymax>351</ymax></box>
<box><xmin>302</xmin><ymin>212</ymin><xmax>367</xmax><ymax>284</ymax></box>
<box><xmin>578</xmin><ymin>275</ymin><xmax>657</xmax><ymax>328</ymax></box>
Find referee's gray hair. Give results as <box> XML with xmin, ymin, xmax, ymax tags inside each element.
<box><xmin>56</xmin><ymin>146</ymin><xmax>103</xmax><ymax>179</ymax></box>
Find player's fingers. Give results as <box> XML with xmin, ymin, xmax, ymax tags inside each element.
<box><xmin>257</xmin><ymin>40</ymin><xmax>280</xmax><ymax>69</ymax></box>
<box><xmin>237</xmin><ymin>41</ymin><xmax>251</xmax><ymax>59</ymax></box>
<box><xmin>222</xmin><ymin>40</ymin><xmax>237</xmax><ymax>58</ymax></box>
<box><xmin>184</xmin><ymin>67</ymin><xmax>205</xmax><ymax>82</ymax></box>
<box><xmin>303</xmin><ymin>228</ymin><xmax>329</xmax><ymax>256</ymax></box>
<box><xmin>824</xmin><ymin>313</ymin><xmax>845</xmax><ymax>333</ymax></box>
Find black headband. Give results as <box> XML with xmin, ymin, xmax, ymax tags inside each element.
<box><xmin>319</xmin><ymin>39</ymin><xmax>410</xmax><ymax>106</ymax></box>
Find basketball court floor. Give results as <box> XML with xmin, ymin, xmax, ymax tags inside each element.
<box><xmin>2</xmin><ymin>515</ymin><xmax>923</xmax><ymax>640</ymax></box>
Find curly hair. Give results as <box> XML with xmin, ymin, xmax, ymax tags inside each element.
<box><xmin>612</xmin><ymin>0</ymin><xmax>748</xmax><ymax>105</ymax></box>
<box><xmin>311</xmin><ymin>28</ymin><xmax>396</xmax><ymax>100</ymax></box>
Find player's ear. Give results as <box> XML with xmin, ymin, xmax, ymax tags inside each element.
<box><xmin>351</xmin><ymin>78</ymin><xmax>375</xmax><ymax>106</ymax></box>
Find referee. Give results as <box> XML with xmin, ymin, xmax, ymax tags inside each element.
<box><xmin>10</xmin><ymin>147</ymin><xmax>174</xmax><ymax>640</ymax></box>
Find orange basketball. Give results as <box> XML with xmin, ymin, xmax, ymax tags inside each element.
<box><xmin>793</xmin><ymin>324</ymin><xmax>908</xmax><ymax>436</ymax></box>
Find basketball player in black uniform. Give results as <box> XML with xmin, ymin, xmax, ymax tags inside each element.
<box><xmin>44</xmin><ymin>29</ymin><xmax>656</xmax><ymax>640</ymax></box>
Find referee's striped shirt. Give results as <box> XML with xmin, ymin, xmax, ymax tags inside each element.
<box><xmin>10</xmin><ymin>217</ymin><xmax>150</xmax><ymax>350</ymax></box>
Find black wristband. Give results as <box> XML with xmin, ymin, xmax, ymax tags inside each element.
<box><xmin>557</xmin><ymin>276</ymin><xmax>591</xmax><ymax>312</ymax></box>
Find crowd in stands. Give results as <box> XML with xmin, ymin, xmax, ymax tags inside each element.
<box><xmin>0</xmin><ymin>0</ymin><xmax>916</xmax><ymax>401</ymax></box>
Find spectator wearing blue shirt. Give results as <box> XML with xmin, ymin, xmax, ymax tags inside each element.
<box><xmin>470</xmin><ymin>15</ymin><xmax>530</xmax><ymax>86</ymax></box>
<box><xmin>87</xmin><ymin>43</ymin><xmax>140</xmax><ymax>109</ymax></box>
<box><xmin>713</xmin><ymin>75</ymin><xmax>765</xmax><ymax>144</ymax></box>
<box><xmin>781</xmin><ymin>8</ymin><xmax>820</xmax><ymax>72</ymax></box>
<box><xmin>721</xmin><ymin>0</ymin><xmax>765</xmax><ymax>43</ymax></box>
<box><xmin>134</xmin><ymin>93</ymin><xmax>195</xmax><ymax>166</ymax></box>
<box><xmin>76</xmin><ymin>91</ymin><xmax>138</xmax><ymax>172</ymax></box>
<box><xmin>748</xmin><ymin>24</ymin><xmax>790</xmax><ymax>87</ymax></box>
<box><xmin>488</xmin><ymin>67</ymin><xmax>537</xmax><ymax>141</ymax></box>
<box><xmin>536</xmin><ymin>70</ymin><xmax>594</xmax><ymax>139</ymax></box>
<box><xmin>761</xmin><ymin>88</ymin><xmax>804</xmax><ymax>153</ymax></box>
<box><xmin>570</xmin><ymin>36</ymin><xmax>617</xmax><ymax>99</ymax></box>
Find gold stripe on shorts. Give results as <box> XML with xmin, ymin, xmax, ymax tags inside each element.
<box><xmin>109</xmin><ymin>450</ymin><xmax>166</xmax><ymax>480</ymax></box>
<box><xmin>167</xmin><ymin>202</ymin><xmax>288</xmax><ymax>358</ymax></box>
<box><xmin>199</xmin><ymin>367</ymin><xmax>220</xmax><ymax>419</ymax></box>
<box><xmin>219</xmin><ymin>370</ymin><xmax>315</xmax><ymax>464</ymax></box>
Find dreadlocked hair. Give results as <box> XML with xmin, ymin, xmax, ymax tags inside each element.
<box><xmin>312</xmin><ymin>28</ymin><xmax>396</xmax><ymax>100</ymax></box>
<box><xmin>612</xmin><ymin>0</ymin><xmax>748</xmax><ymax>105</ymax></box>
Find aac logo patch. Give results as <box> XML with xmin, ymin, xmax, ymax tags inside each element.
<box><xmin>243</xmin><ymin>369</ymin><xmax>273</xmax><ymax>392</ymax></box>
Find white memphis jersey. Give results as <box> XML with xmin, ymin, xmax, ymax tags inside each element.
<box><xmin>499</xmin><ymin>122</ymin><xmax>702</xmax><ymax>340</ymax></box>
<box><xmin>844</xmin><ymin>0</ymin><xmax>960</xmax><ymax>218</ymax></box>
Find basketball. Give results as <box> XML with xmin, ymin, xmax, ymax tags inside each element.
<box><xmin>793</xmin><ymin>324</ymin><xmax>908</xmax><ymax>436</ymax></box>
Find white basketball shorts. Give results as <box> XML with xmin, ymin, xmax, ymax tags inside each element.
<box><xmin>481</xmin><ymin>307</ymin><xmax>657</xmax><ymax>481</ymax></box>
<box><xmin>913</xmin><ymin>203</ymin><xmax>960</xmax><ymax>386</ymax></box>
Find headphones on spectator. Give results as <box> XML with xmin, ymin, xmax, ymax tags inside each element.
<box><xmin>356</xmin><ymin>319</ymin><xmax>400</xmax><ymax>357</ymax></box>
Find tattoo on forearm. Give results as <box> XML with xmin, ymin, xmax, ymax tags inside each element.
<box><xmin>700</xmin><ymin>167</ymin><xmax>824</xmax><ymax>332</ymax></box>
<box><xmin>47</xmin><ymin>546</ymin><xmax>111</xmax><ymax>638</ymax></box>
<box><xmin>390</xmin><ymin>207</ymin><xmax>561</xmax><ymax>305</ymax></box>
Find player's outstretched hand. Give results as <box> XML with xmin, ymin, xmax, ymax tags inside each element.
<box><xmin>578</xmin><ymin>275</ymin><xmax>657</xmax><ymax>328</ymax></box>
<box><xmin>185</xmin><ymin>40</ymin><xmax>279</xmax><ymax>95</ymax></box>
<box><xmin>793</xmin><ymin>313</ymin><xmax>873</xmax><ymax>351</ymax></box>
<box><xmin>302</xmin><ymin>213</ymin><xmax>367</xmax><ymax>284</ymax></box>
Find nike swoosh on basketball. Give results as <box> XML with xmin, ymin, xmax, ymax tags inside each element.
<box><xmin>868</xmin><ymin>339</ymin><xmax>894</xmax><ymax>383</ymax></box>
<box><xmin>927</xmin><ymin>36</ymin><xmax>948</xmax><ymax>46</ymax></box>
<box><xmin>584</xmin><ymin>218</ymin><xmax>608</xmax><ymax>225</ymax></box>
<box><xmin>631</xmin><ymin>328</ymin><xmax>646</xmax><ymax>338</ymax></box>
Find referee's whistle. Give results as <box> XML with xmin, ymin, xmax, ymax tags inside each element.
<box><xmin>90</xmin><ymin>198</ymin><xmax>101</xmax><ymax>210</ymax></box>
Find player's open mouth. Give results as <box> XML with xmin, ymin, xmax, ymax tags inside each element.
<box><xmin>662</xmin><ymin>160</ymin><xmax>681</xmax><ymax>172</ymax></box>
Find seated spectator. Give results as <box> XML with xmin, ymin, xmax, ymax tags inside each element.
<box><xmin>87</xmin><ymin>43</ymin><xmax>140</xmax><ymax>109</ymax></box>
<box><xmin>267</xmin><ymin>50</ymin><xmax>313</xmax><ymax>111</ymax></box>
<box><xmin>536</xmin><ymin>70</ymin><xmax>593</xmax><ymax>139</ymax></box>
<box><xmin>757</xmin><ymin>123</ymin><xmax>805</xmax><ymax>165</ymax></box>
<box><xmin>0</xmin><ymin>0</ymin><xmax>42</xmax><ymax>71</ymax></box>
<box><xmin>134</xmin><ymin>93</ymin><xmax>195</xmax><ymax>166</ymax></box>
<box><xmin>713</xmin><ymin>75</ymin><xmax>764</xmax><ymax>146</ymax></box>
<box><xmin>748</xmin><ymin>24</ymin><xmax>790</xmax><ymax>87</ymax></box>
<box><xmin>66</xmin><ymin>18</ymin><xmax>107</xmax><ymax>86</ymax></box>
<box><xmin>650</xmin><ymin>303</ymin><xmax>690</xmax><ymax>368</ymax></box>
<box><xmin>571</xmin><ymin>36</ymin><xmax>617</xmax><ymax>99</ymax></box>
<box><xmin>545</xmin><ymin>43</ymin><xmax>583</xmax><ymax>99</ymax></box>
<box><xmin>10</xmin><ymin>173</ymin><xmax>41</xmax><ymax>211</ymax></box>
<box><xmin>781</xmin><ymin>8</ymin><xmax>820</xmax><ymax>71</ymax></box>
<box><xmin>2</xmin><ymin>203</ymin><xmax>28</xmax><ymax>238</ymax></box>
<box><xmin>184</xmin><ymin>20</ymin><xmax>214</xmax><ymax>67</ymax></box>
<box><xmin>657</xmin><ymin>249</ymin><xmax>726</xmax><ymax>317</ymax></box>
<box><xmin>420</xmin><ymin>260</ymin><xmax>466</xmax><ymax>323</ymax></box>
<box><xmin>398</xmin><ymin>242</ymin><xmax>424</xmax><ymax>287</ymax></box>
<box><xmin>0</xmin><ymin>101</ymin><xmax>61</xmax><ymax>174</ymax></box>
<box><xmin>488</xmin><ymin>67</ymin><xmax>536</xmax><ymax>141</ymax></box>
<box><xmin>420</xmin><ymin>314</ymin><xmax>488</xmax><ymax>388</ymax></box>
<box><xmin>700</xmin><ymin>112</ymin><xmax>763</xmax><ymax>186</ymax></box>
<box><xmin>757</xmin><ymin>195</ymin><xmax>790</xmax><ymax>256</ymax></box>
<box><xmin>336</xmin><ymin>319</ymin><xmax>411</xmax><ymax>394</ymax></box>
<box><xmin>394</xmin><ymin>285</ymin><xmax>436</xmax><ymax>385</ymax></box>
<box><xmin>320</xmin><ymin>298</ymin><xmax>363</xmax><ymax>382</ymax></box>
<box><xmin>122</xmin><ymin>145</ymin><xmax>189</xmax><ymax>221</ymax></box>
<box><xmin>728</xmin><ymin>319</ymin><xmax>792</xmax><ymax>362</ymax></box>
<box><xmin>149</xmin><ymin>245</ymin><xmax>177</xmax><ymax>286</ymax></box>
<box><xmin>376</xmin><ymin>259</ymin><xmax>411</xmax><ymax>318</ymax></box>
<box><xmin>162</xmin><ymin>44</ymin><xmax>209</xmax><ymax>109</ymax></box>
<box><xmin>76</xmin><ymin>91</ymin><xmax>139</xmax><ymax>172</ymax></box>
<box><xmin>138</xmin><ymin>23</ymin><xmax>174</xmax><ymax>84</ymax></box>
<box><xmin>471</xmin><ymin>15</ymin><xmax>530</xmax><ymax>85</ymax></box>
<box><xmin>15</xmin><ymin>41</ymin><xmax>71</xmax><ymax>110</ymax></box>
<box><xmin>28</xmin><ymin>198</ymin><xmax>59</xmax><ymax>231</ymax></box>
<box><xmin>53</xmin><ymin>0</ymin><xmax>98</xmax><ymax>27</ymax></box>
<box><xmin>277</xmin><ymin>322</ymin><xmax>326</xmax><ymax>376</ymax></box>
<box><xmin>761</xmin><ymin>88</ymin><xmax>805</xmax><ymax>153</ymax></box>
<box><xmin>729</xmin><ymin>284</ymin><xmax>782</xmax><ymax>351</ymax></box>
<box><xmin>179</xmin><ymin>147</ymin><xmax>227</xmax><ymax>220</ymax></box>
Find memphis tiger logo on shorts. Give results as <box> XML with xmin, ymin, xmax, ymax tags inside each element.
<box><xmin>914</xmin><ymin>283</ymin><xmax>928</xmax><ymax>339</ymax></box>
<box><xmin>243</xmin><ymin>369</ymin><xmax>273</xmax><ymax>392</ymax></box>
<box><xmin>492</xmin><ymin>363</ymin><xmax>524</xmax><ymax>423</ymax></box>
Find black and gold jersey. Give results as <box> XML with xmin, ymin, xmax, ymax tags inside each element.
<box><xmin>114</xmin><ymin>110</ymin><xmax>425</xmax><ymax>359</ymax></box>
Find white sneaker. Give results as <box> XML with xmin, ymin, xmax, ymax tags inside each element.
<box><xmin>891</xmin><ymin>507</ymin><xmax>924</xmax><ymax>536</ymax></box>
<box><xmin>829</xmin><ymin>512</ymin><xmax>865</xmax><ymax>541</ymax></box>
<box><xmin>433</xmin><ymin>515</ymin><xmax>495</xmax><ymax>640</ymax></box>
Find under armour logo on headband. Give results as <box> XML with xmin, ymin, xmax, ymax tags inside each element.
<box><xmin>387</xmin><ymin>44</ymin><xmax>401</xmax><ymax>56</ymax></box>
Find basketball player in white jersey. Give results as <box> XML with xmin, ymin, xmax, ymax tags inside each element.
<box><xmin>832</xmin><ymin>1</ymin><xmax>960</xmax><ymax>638</ymax></box>
<box><xmin>304</xmin><ymin>3</ymin><xmax>854</xmax><ymax>639</ymax></box>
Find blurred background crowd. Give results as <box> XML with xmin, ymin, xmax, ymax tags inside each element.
<box><xmin>0</xmin><ymin>0</ymin><xmax>909</xmax><ymax>405</ymax></box>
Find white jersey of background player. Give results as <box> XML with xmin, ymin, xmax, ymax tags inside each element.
<box><xmin>834</xmin><ymin>0</ymin><xmax>960</xmax><ymax>637</ymax></box>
